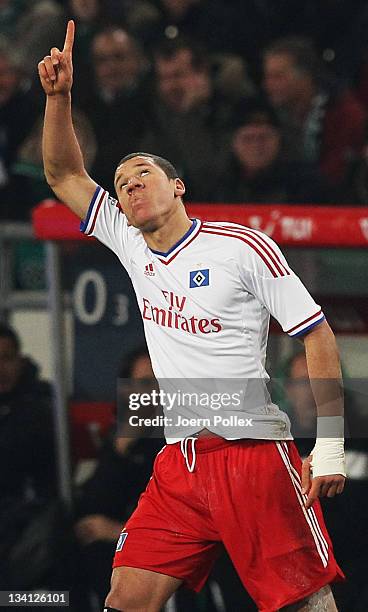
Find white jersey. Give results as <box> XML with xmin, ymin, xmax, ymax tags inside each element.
<box><xmin>81</xmin><ymin>187</ymin><xmax>325</xmax><ymax>442</ymax></box>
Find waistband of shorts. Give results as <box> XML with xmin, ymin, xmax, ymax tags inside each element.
<box><xmin>174</xmin><ymin>436</ymin><xmax>237</xmax><ymax>453</ymax></box>
<box><xmin>173</xmin><ymin>436</ymin><xmax>282</xmax><ymax>453</ymax></box>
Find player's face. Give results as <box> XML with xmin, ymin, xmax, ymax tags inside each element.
<box><xmin>114</xmin><ymin>156</ymin><xmax>185</xmax><ymax>231</ymax></box>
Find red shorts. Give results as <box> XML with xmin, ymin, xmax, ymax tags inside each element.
<box><xmin>113</xmin><ymin>438</ymin><xmax>344</xmax><ymax>611</ymax></box>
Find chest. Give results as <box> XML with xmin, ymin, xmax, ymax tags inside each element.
<box><xmin>130</xmin><ymin>245</ymin><xmax>245</xmax><ymax>319</ymax></box>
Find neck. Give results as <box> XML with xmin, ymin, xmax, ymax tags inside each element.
<box><xmin>142</xmin><ymin>206</ymin><xmax>192</xmax><ymax>252</ymax></box>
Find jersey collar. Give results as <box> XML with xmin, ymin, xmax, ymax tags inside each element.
<box><xmin>150</xmin><ymin>219</ymin><xmax>202</xmax><ymax>265</ymax></box>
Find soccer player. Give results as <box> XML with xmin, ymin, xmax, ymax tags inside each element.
<box><xmin>39</xmin><ymin>21</ymin><xmax>346</xmax><ymax>612</ymax></box>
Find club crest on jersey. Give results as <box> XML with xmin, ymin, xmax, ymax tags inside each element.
<box><xmin>189</xmin><ymin>269</ymin><xmax>209</xmax><ymax>288</ymax></box>
<box><xmin>116</xmin><ymin>530</ymin><xmax>128</xmax><ymax>552</ymax></box>
<box><xmin>144</xmin><ymin>263</ymin><xmax>155</xmax><ymax>277</ymax></box>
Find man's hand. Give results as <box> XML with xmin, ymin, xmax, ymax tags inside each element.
<box><xmin>75</xmin><ymin>514</ymin><xmax>122</xmax><ymax>545</ymax></box>
<box><xmin>38</xmin><ymin>20</ymin><xmax>75</xmax><ymax>96</ymax></box>
<box><xmin>301</xmin><ymin>455</ymin><xmax>346</xmax><ymax>510</ymax></box>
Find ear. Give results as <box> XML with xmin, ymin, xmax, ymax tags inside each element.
<box><xmin>174</xmin><ymin>177</ymin><xmax>186</xmax><ymax>198</ymax></box>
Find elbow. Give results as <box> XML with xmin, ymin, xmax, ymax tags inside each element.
<box><xmin>43</xmin><ymin>161</ymin><xmax>62</xmax><ymax>189</ymax></box>
<box><xmin>44</xmin><ymin>169</ymin><xmax>58</xmax><ymax>189</ymax></box>
<box><xmin>43</xmin><ymin>168</ymin><xmax>69</xmax><ymax>202</ymax></box>
<box><xmin>44</xmin><ymin>167</ymin><xmax>83</xmax><ymax>191</ymax></box>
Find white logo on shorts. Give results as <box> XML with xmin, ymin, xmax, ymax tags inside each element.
<box><xmin>116</xmin><ymin>530</ymin><xmax>128</xmax><ymax>552</ymax></box>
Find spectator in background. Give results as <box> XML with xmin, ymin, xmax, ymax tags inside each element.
<box><xmin>0</xmin><ymin>323</ymin><xmax>55</xmax><ymax>499</ymax></box>
<box><xmin>141</xmin><ymin>36</ymin><xmax>243</xmax><ymax>200</ymax></box>
<box><xmin>125</xmin><ymin>0</ymin><xmax>234</xmax><ymax>55</ymax></box>
<box><xmin>326</xmin><ymin>2</ymin><xmax>368</xmax><ymax>101</ymax></box>
<box><xmin>263</xmin><ymin>36</ymin><xmax>367</xmax><ymax>193</ymax></box>
<box><xmin>0</xmin><ymin>323</ymin><xmax>58</xmax><ymax>588</ymax></box>
<box><xmin>277</xmin><ymin>351</ymin><xmax>368</xmax><ymax>612</ymax></box>
<box><xmin>212</xmin><ymin>98</ymin><xmax>331</xmax><ymax>204</ymax></box>
<box><xmin>66</xmin><ymin>0</ymin><xmax>106</xmax><ymax>102</ymax></box>
<box><xmin>0</xmin><ymin>37</ymin><xmax>39</xmax><ymax>218</ymax></box>
<box><xmin>9</xmin><ymin>109</ymin><xmax>96</xmax><ymax>219</ymax></box>
<box><xmin>345</xmin><ymin>142</ymin><xmax>368</xmax><ymax>204</ymax></box>
<box><xmin>284</xmin><ymin>352</ymin><xmax>317</xmax><ymax>439</ymax></box>
<box><xmin>0</xmin><ymin>0</ymin><xmax>64</xmax><ymax>82</ymax></box>
<box><xmin>115</xmin><ymin>0</ymin><xmax>270</xmax><ymax>86</ymax></box>
<box><xmin>74</xmin><ymin>347</ymin><xmax>164</xmax><ymax>608</ymax></box>
<box><xmin>76</xmin><ymin>26</ymin><xmax>151</xmax><ymax>193</ymax></box>
<box><xmin>348</xmin><ymin>3</ymin><xmax>368</xmax><ymax>114</ymax></box>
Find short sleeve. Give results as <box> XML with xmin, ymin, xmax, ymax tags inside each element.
<box><xmin>237</xmin><ymin>229</ymin><xmax>325</xmax><ymax>337</ymax></box>
<box><xmin>80</xmin><ymin>185</ymin><xmax>132</xmax><ymax>274</ymax></box>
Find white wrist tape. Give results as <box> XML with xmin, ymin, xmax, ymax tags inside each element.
<box><xmin>310</xmin><ymin>416</ymin><xmax>346</xmax><ymax>478</ymax></box>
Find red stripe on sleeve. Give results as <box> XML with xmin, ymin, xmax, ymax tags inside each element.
<box><xmin>285</xmin><ymin>309</ymin><xmax>322</xmax><ymax>334</ymax></box>
<box><xmin>87</xmin><ymin>189</ymin><xmax>106</xmax><ymax>236</ymax></box>
<box><xmin>201</xmin><ymin>228</ymin><xmax>279</xmax><ymax>277</ymax></box>
<box><xmin>203</xmin><ymin>223</ymin><xmax>290</xmax><ymax>276</ymax></box>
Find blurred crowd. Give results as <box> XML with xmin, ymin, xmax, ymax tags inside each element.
<box><xmin>1</xmin><ymin>0</ymin><xmax>368</xmax><ymax>222</ymax></box>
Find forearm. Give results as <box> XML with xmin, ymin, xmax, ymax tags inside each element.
<box><xmin>302</xmin><ymin>321</ymin><xmax>346</xmax><ymax>490</ymax></box>
<box><xmin>304</xmin><ymin>321</ymin><xmax>344</xmax><ymax>419</ymax></box>
<box><xmin>43</xmin><ymin>92</ymin><xmax>86</xmax><ymax>186</ymax></box>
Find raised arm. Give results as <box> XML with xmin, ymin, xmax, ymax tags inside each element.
<box><xmin>38</xmin><ymin>20</ymin><xmax>97</xmax><ymax>219</ymax></box>
<box><xmin>301</xmin><ymin>320</ymin><xmax>346</xmax><ymax>508</ymax></box>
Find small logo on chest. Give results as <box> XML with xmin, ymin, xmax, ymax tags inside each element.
<box><xmin>189</xmin><ymin>268</ymin><xmax>209</xmax><ymax>288</ymax></box>
<box><xmin>144</xmin><ymin>263</ymin><xmax>155</xmax><ymax>277</ymax></box>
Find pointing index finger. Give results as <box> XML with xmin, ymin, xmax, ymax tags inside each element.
<box><xmin>63</xmin><ymin>20</ymin><xmax>75</xmax><ymax>54</ymax></box>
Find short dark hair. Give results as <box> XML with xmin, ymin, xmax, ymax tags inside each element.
<box><xmin>117</xmin><ymin>152</ymin><xmax>180</xmax><ymax>180</ymax></box>
<box><xmin>231</xmin><ymin>97</ymin><xmax>280</xmax><ymax>131</ymax></box>
<box><xmin>153</xmin><ymin>35</ymin><xmax>209</xmax><ymax>73</ymax></box>
<box><xmin>265</xmin><ymin>36</ymin><xmax>321</xmax><ymax>82</ymax></box>
<box><xmin>0</xmin><ymin>323</ymin><xmax>20</xmax><ymax>352</ymax></box>
<box><xmin>92</xmin><ymin>26</ymin><xmax>142</xmax><ymax>56</ymax></box>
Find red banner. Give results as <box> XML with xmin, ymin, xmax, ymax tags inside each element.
<box><xmin>32</xmin><ymin>199</ymin><xmax>368</xmax><ymax>247</ymax></box>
